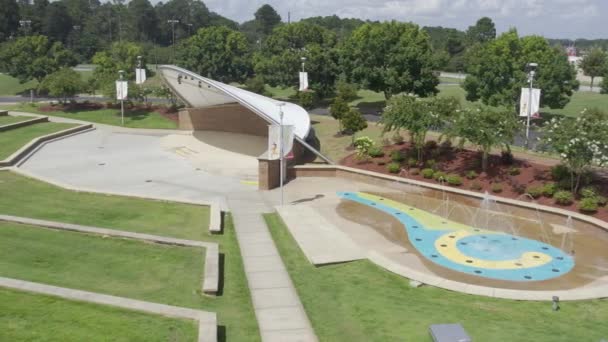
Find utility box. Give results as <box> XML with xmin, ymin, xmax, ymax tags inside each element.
<box><xmin>429</xmin><ymin>324</ymin><xmax>472</xmax><ymax>342</ymax></box>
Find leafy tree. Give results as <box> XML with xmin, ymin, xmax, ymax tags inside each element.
<box><xmin>301</xmin><ymin>15</ymin><xmax>368</xmax><ymax>40</ymax></box>
<box><xmin>91</xmin><ymin>41</ymin><xmax>149</xmax><ymax>97</ymax></box>
<box><xmin>254</xmin><ymin>22</ymin><xmax>338</xmax><ymax>97</ymax></box>
<box><xmin>335</xmin><ymin>78</ymin><xmax>358</xmax><ymax>102</ymax></box>
<box><xmin>39</xmin><ymin>67</ymin><xmax>83</xmax><ymax>102</ymax></box>
<box><xmin>464</xmin><ymin>30</ymin><xmax>578</xmax><ymax>109</ymax></box>
<box><xmin>450</xmin><ymin>106</ymin><xmax>520</xmax><ymax>172</ymax></box>
<box><xmin>42</xmin><ymin>1</ymin><xmax>73</xmax><ymax>44</ymax></box>
<box><xmin>128</xmin><ymin>0</ymin><xmax>159</xmax><ymax>42</ymax></box>
<box><xmin>177</xmin><ymin>26</ymin><xmax>251</xmax><ymax>83</ymax></box>
<box><xmin>466</xmin><ymin>17</ymin><xmax>496</xmax><ymax>44</ymax></box>
<box><xmin>381</xmin><ymin>95</ymin><xmax>459</xmax><ymax>160</ymax></box>
<box><xmin>540</xmin><ymin>108</ymin><xmax>608</xmax><ymax>193</ymax></box>
<box><xmin>342</xmin><ymin>107</ymin><xmax>367</xmax><ymax>143</ymax></box>
<box><xmin>0</xmin><ymin>0</ymin><xmax>20</xmax><ymax>42</ymax></box>
<box><xmin>329</xmin><ymin>96</ymin><xmax>349</xmax><ymax>132</ymax></box>
<box><xmin>0</xmin><ymin>35</ymin><xmax>77</xmax><ymax>83</ymax></box>
<box><xmin>254</xmin><ymin>4</ymin><xmax>281</xmax><ymax>36</ymax></box>
<box><xmin>580</xmin><ymin>47</ymin><xmax>607</xmax><ymax>90</ymax></box>
<box><xmin>340</xmin><ymin>21</ymin><xmax>439</xmax><ymax>99</ymax></box>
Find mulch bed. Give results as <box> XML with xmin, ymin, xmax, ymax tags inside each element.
<box><xmin>341</xmin><ymin>141</ymin><xmax>608</xmax><ymax>222</ymax></box>
<box><xmin>38</xmin><ymin>102</ymin><xmax>179</xmax><ymax>122</ymax></box>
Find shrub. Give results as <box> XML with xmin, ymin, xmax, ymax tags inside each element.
<box><xmin>354</xmin><ymin>136</ymin><xmax>375</xmax><ymax>160</ymax></box>
<box><xmin>387</xmin><ymin>162</ymin><xmax>401</xmax><ymax>174</ymax></box>
<box><xmin>579</xmin><ymin>197</ymin><xmax>598</xmax><ymax>213</ymax></box>
<box><xmin>407</xmin><ymin>158</ymin><xmax>418</xmax><ymax>168</ymax></box>
<box><xmin>501</xmin><ymin>150</ymin><xmax>514</xmax><ymax>165</ymax></box>
<box><xmin>551</xmin><ymin>164</ymin><xmax>570</xmax><ymax>182</ymax></box>
<box><xmin>244</xmin><ymin>76</ymin><xmax>268</xmax><ymax>95</ymax></box>
<box><xmin>554</xmin><ymin>191</ymin><xmax>574</xmax><ymax>205</ymax></box>
<box><xmin>580</xmin><ymin>186</ymin><xmax>598</xmax><ymax>199</ymax></box>
<box><xmin>508</xmin><ymin>167</ymin><xmax>521</xmax><ymax>176</ymax></box>
<box><xmin>391</xmin><ymin>150</ymin><xmax>405</xmax><ymax>162</ymax></box>
<box><xmin>392</xmin><ymin>133</ymin><xmax>404</xmax><ymax>145</ymax></box>
<box><xmin>470</xmin><ymin>181</ymin><xmax>483</xmax><ymax>191</ymax></box>
<box><xmin>557</xmin><ymin>178</ymin><xmax>572</xmax><ymax>190</ymax></box>
<box><xmin>410</xmin><ymin>168</ymin><xmax>420</xmax><ymax>176</ymax></box>
<box><xmin>491</xmin><ymin>183</ymin><xmax>503</xmax><ymax>193</ymax></box>
<box><xmin>298</xmin><ymin>91</ymin><xmax>317</xmax><ymax>110</ymax></box>
<box><xmin>439</xmin><ymin>140</ymin><xmax>452</xmax><ymax>152</ymax></box>
<box><xmin>421</xmin><ymin>168</ymin><xmax>435</xmax><ymax>179</ymax></box>
<box><xmin>430</xmin><ymin>148</ymin><xmax>441</xmax><ymax>159</ymax></box>
<box><xmin>425</xmin><ymin>140</ymin><xmax>438</xmax><ymax>150</ymax></box>
<box><xmin>369</xmin><ymin>146</ymin><xmax>385</xmax><ymax>158</ymax></box>
<box><xmin>466</xmin><ymin>170</ymin><xmax>478</xmax><ymax>180</ymax></box>
<box><xmin>433</xmin><ymin>171</ymin><xmax>447</xmax><ymax>182</ymax></box>
<box><xmin>426</xmin><ymin>159</ymin><xmax>437</xmax><ymax>170</ymax></box>
<box><xmin>526</xmin><ymin>186</ymin><xmax>544</xmax><ymax>199</ymax></box>
<box><xmin>446</xmin><ymin>174</ymin><xmax>463</xmax><ymax>186</ymax></box>
<box><xmin>542</xmin><ymin>183</ymin><xmax>557</xmax><ymax>197</ymax></box>
<box><xmin>512</xmin><ymin>182</ymin><xmax>526</xmax><ymax>194</ymax></box>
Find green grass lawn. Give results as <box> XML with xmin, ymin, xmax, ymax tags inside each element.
<box><xmin>0</xmin><ymin>115</ymin><xmax>34</xmax><ymax>126</ymax></box>
<box><xmin>0</xmin><ymin>171</ymin><xmax>259</xmax><ymax>341</ymax></box>
<box><xmin>0</xmin><ymin>171</ymin><xmax>209</xmax><ymax>240</ymax></box>
<box><xmin>3</xmin><ymin>103</ymin><xmax>177</xmax><ymax>129</ymax></box>
<box><xmin>0</xmin><ymin>122</ymin><xmax>77</xmax><ymax>160</ymax></box>
<box><xmin>0</xmin><ymin>221</ymin><xmax>205</xmax><ymax>308</ymax></box>
<box><xmin>264</xmin><ymin>213</ymin><xmax>608</xmax><ymax>342</ymax></box>
<box><xmin>0</xmin><ymin>288</ymin><xmax>197</xmax><ymax>342</ymax></box>
<box><xmin>0</xmin><ymin>74</ymin><xmax>37</xmax><ymax>96</ymax></box>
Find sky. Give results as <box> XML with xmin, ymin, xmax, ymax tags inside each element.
<box><xmin>203</xmin><ymin>0</ymin><xmax>607</xmax><ymax>39</ymax></box>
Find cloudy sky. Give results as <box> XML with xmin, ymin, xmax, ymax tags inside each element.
<box><xmin>203</xmin><ymin>0</ymin><xmax>606</xmax><ymax>39</ymax></box>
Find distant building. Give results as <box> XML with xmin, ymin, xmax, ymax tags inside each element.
<box><xmin>566</xmin><ymin>46</ymin><xmax>583</xmax><ymax>67</ymax></box>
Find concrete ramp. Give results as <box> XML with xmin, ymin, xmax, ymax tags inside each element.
<box><xmin>276</xmin><ymin>204</ymin><xmax>366</xmax><ymax>265</ymax></box>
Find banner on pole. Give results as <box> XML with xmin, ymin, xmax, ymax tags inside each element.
<box><xmin>299</xmin><ymin>72</ymin><xmax>308</xmax><ymax>91</ymax></box>
<box><xmin>268</xmin><ymin>124</ymin><xmax>295</xmax><ymax>160</ymax></box>
<box><xmin>116</xmin><ymin>80</ymin><xmax>128</xmax><ymax>100</ymax></box>
<box><xmin>519</xmin><ymin>88</ymin><xmax>541</xmax><ymax>118</ymax></box>
<box><xmin>135</xmin><ymin>68</ymin><xmax>147</xmax><ymax>84</ymax></box>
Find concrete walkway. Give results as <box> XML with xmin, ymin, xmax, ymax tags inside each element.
<box><xmin>0</xmin><ymin>276</ymin><xmax>217</xmax><ymax>342</ymax></box>
<box><xmin>227</xmin><ymin>191</ymin><xmax>318</xmax><ymax>342</ymax></box>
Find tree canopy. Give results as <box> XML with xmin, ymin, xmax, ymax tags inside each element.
<box><xmin>463</xmin><ymin>30</ymin><xmax>578</xmax><ymax>109</ymax></box>
<box><xmin>579</xmin><ymin>47</ymin><xmax>607</xmax><ymax>90</ymax></box>
<box><xmin>39</xmin><ymin>67</ymin><xmax>83</xmax><ymax>101</ymax></box>
<box><xmin>0</xmin><ymin>0</ymin><xmax>20</xmax><ymax>42</ymax></box>
<box><xmin>340</xmin><ymin>21</ymin><xmax>439</xmax><ymax>99</ymax></box>
<box><xmin>177</xmin><ymin>26</ymin><xmax>251</xmax><ymax>83</ymax></box>
<box><xmin>254</xmin><ymin>4</ymin><xmax>281</xmax><ymax>36</ymax></box>
<box><xmin>466</xmin><ymin>17</ymin><xmax>496</xmax><ymax>44</ymax></box>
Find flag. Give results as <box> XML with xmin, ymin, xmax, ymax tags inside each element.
<box><xmin>116</xmin><ymin>80</ymin><xmax>128</xmax><ymax>100</ymax></box>
<box><xmin>135</xmin><ymin>68</ymin><xmax>147</xmax><ymax>85</ymax></box>
<box><xmin>268</xmin><ymin>124</ymin><xmax>295</xmax><ymax>160</ymax></box>
<box><xmin>519</xmin><ymin>88</ymin><xmax>541</xmax><ymax>118</ymax></box>
<box><xmin>299</xmin><ymin>72</ymin><xmax>308</xmax><ymax>91</ymax></box>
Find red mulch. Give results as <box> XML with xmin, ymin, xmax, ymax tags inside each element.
<box><xmin>341</xmin><ymin>142</ymin><xmax>608</xmax><ymax>222</ymax></box>
<box><xmin>38</xmin><ymin>102</ymin><xmax>179</xmax><ymax>122</ymax></box>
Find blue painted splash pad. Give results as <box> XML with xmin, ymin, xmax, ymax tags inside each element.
<box><xmin>339</xmin><ymin>192</ymin><xmax>575</xmax><ymax>282</ymax></box>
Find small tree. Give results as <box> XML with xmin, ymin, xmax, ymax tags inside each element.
<box><xmin>329</xmin><ymin>96</ymin><xmax>350</xmax><ymax>133</ymax></box>
<box><xmin>39</xmin><ymin>68</ymin><xmax>83</xmax><ymax>103</ymax></box>
<box><xmin>381</xmin><ymin>95</ymin><xmax>459</xmax><ymax>160</ymax></box>
<box><xmin>450</xmin><ymin>105</ymin><xmax>520</xmax><ymax>172</ymax></box>
<box><xmin>580</xmin><ymin>47</ymin><xmax>607</xmax><ymax>90</ymax></box>
<box><xmin>335</xmin><ymin>79</ymin><xmax>358</xmax><ymax>102</ymax></box>
<box><xmin>541</xmin><ymin>108</ymin><xmax>608</xmax><ymax>193</ymax></box>
<box><xmin>342</xmin><ymin>107</ymin><xmax>367</xmax><ymax>144</ymax></box>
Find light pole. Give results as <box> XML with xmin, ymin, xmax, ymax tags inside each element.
<box><xmin>524</xmin><ymin>62</ymin><xmax>538</xmax><ymax>150</ymax></box>
<box><xmin>118</xmin><ymin>70</ymin><xmax>125</xmax><ymax>126</ymax></box>
<box><xmin>167</xmin><ymin>19</ymin><xmax>179</xmax><ymax>62</ymax></box>
<box><xmin>277</xmin><ymin>102</ymin><xmax>286</xmax><ymax>205</ymax></box>
<box><xmin>19</xmin><ymin>20</ymin><xmax>31</xmax><ymax>35</ymax></box>
<box><xmin>186</xmin><ymin>23</ymin><xmax>193</xmax><ymax>36</ymax></box>
<box><xmin>301</xmin><ymin>56</ymin><xmax>306</xmax><ymax>72</ymax></box>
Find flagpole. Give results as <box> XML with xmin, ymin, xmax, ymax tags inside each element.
<box><xmin>525</xmin><ymin>63</ymin><xmax>537</xmax><ymax>150</ymax></box>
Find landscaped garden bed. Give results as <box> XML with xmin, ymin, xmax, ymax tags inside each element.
<box><xmin>341</xmin><ymin>139</ymin><xmax>608</xmax><ymax>221</ymax></box>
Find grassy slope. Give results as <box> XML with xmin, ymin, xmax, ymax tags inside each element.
<box><xmin>0</xmin><ymin>288</ymin><xmax>197</xmax><ymax>342</ymax></box>
<box><xmin>0</xmin><ymin>171</ymin><xmax>259</xmax><ymax>341</ymax></box>
<box><xmin>0</xmin><ymin>115</ymin><xmax>33</xmax><ymax>125</ymax></box>
<box><xmin>0</xmin><ymin>222</ymin><xmax>205</xmax><ymax>308</ymax></box>
<box><xmin>0</xmin><ymin>122</ymin><xmax>77</xmax><ymax>159</ymax></box>
<box><xmin>265</xmin><ymin>213</ymin><xmax>608</xmax><ymax>342</ymax></box>
<box><xmin>3</xmin><ymin>103</ymin><xmax>177</xmax><ymax>129</ymax></box>
<box><xmin>0</xmin><ymin>74</ymin><xmax>37</xmax><ymax>96</ymax></box>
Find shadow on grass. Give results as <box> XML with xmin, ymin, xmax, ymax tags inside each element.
<box><xmin>356</xmin><ymin>100</ymin><xmax>386</xmax><ymax>115</ymax></box>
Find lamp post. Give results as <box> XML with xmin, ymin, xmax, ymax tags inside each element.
<box><xmin>277</xmin><ymin>102</ymin><xmax>286</xmax><ymax>205</ymax></box>
<box><xmin>186</xmin><ymin>23</ymin><xmax>193</xmax><ymax>36</ymax></box>
<box><xmin>167</xmin><ymin>19</ymin><xmax>179</xmax><ymax>62</ymax></box>
<box><xmin>19</xmin><ymin>20</ymin><xmax>31</xmax><ymax>35</ymax></box>
<box><xmin>118</xmin><ymin>70</ymin><xmax>125</xmax><ymax>126</ymax></box>
<box><xmin>524</xmin><ymin>62</ymin><xmax>538</xmax><ymax>150</ymax></box>
<box><xmin>301</xmin><ymin>56</ymin><xmax>306</xmax><ymax>72</ymax></box>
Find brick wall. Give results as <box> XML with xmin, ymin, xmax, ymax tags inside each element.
<box><xmin>179</xmin><ymin>104</ymin><xmax>269</xmax><ymax>137</ymax></box>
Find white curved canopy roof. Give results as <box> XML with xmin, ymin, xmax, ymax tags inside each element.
<box><xmin>158</xmin><ymin>65</ymin><xmax>311</xmax><ymax>140</ymax></box>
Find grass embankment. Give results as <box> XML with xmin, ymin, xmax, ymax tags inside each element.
<box><xmin>0</xmin><ymin>171</ymin><xmax>259</xmax><ymax>341</ymax></box>
<box><xmin>0</xmin><ymin>122</ymin><xmax>77</xmax><ymax>160</ymax></box>
<box><xmin>0</xmin><ymin>288</ymin><xmax>197</xmax><ymax>342</ymax></box>
<box><xmin>0</xmin><ymin>74</ymin><xmax>37</xmax><ymax>96</ymax></box>
<box><xmin>3</xmin><ymin>103</ymin><xmax>177</xmax><ymax>129</ymax></box>
<box><xmin>264</xmin><ymin>213</ymin><xmax>608</xmax><ymax>342</ymax></box>
<box><xmin>0</xmin><ymin>115</ymin><xmax>34</xmax><ymax>126</ymax></box>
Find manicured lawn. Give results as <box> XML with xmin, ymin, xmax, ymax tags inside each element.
<box><xmin>0</xmin><ymin>288</ymin><xmax>197</xmax><ymax>342</ymax></box>
<box><xmin>542</xmin><ymin>91</ymin><xmax>608</xmax><ymax>117</ymax></box>
<box><xmin>3</xmin><ymin>103</ymin><xmax>177</xmax><ymax>129</ymax></box>
<box><xmin>0</xmin><ymin>115</ymin><xmax>34</xmax><ymax>126</ymax></box>
<box><xmin>0</xmin><ymin>122</ymin><xmax>77</xmax><ymax>160</ymax></box>
<box><xmin>265</xmin><ymin>213</ymin><xmax>608</xmax><ymax>342</ymax></box>
<box><xmin>0</xmin><ymin>171</ymin><xmax>209</xmax><ymax>240</ymax></box>
<box><xmin>266</xmin><ymin>85</ymin><xmax>297</xmax><ymax>100</ymax></box>
<box><xmin>0</xmin><ymin>171</ymin><xmax>259</xmax><ymax>341</ymax></box>
<box><xmin>0</xmin><ymin>74</ymin><xmax>37</xmax><ymax>96</ymax></box>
